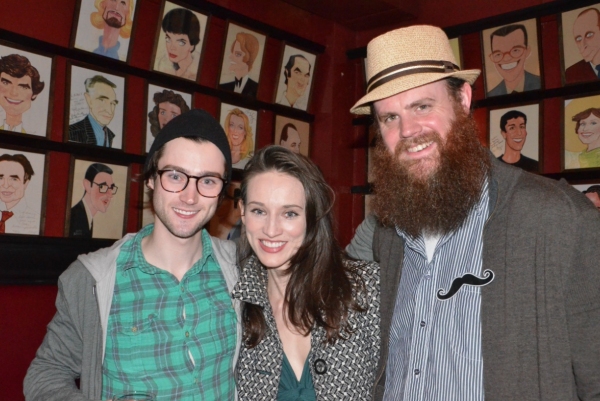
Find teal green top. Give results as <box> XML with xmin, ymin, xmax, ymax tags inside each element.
<box><xmin>102</xmin><ymin>225</ymin><xmax>237</xmax><ymax>400</ymax></box>
<box><xmin>277</xmin><ymin>354</ymin><xmax>317</xmax><ymax>401</ymax></box>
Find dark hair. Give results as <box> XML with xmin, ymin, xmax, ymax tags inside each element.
<box><xmin>239</xmin><ymin>145</ymin><xmax>363</xmax><ymax>347</ymax></box>
<box><xmin>0</xmin><ymin>153</ymin><xmax>34</xmax><ymax>182</ymax></box>
<box><xmin>148</xmin><ymin>90</ymin><xmax>190</xmax><ymax>137</ymax></box>
<box><xmin>84</xmin><ymin>163</ymin><xmax>113</xmax><ymax>183</ymax></box>
<box><xmin>572</xmin><ymin>108</ymin><xmax>600</xmax><ymax>134</ymax></box>
<box><xmin>283</xmin><ymin>54</ymin><xmax>310</xmax><ymax>85</ymax></box>
<box><xmin>490</xmin><ymin>24</ymin><xmax>528</xmax><ymax>48</ymax></box>
<box><xmin>500</xmin><ymin>110</ymin><xmax>527</xmax><ymax>132</ymax></box>
<box><xmin>162</xmin><ymin>8</ymin><xmax>201</xmax><ymax>52</ymax></box>
<box><xmin>0</xmin><ymin>54</ymin><xmax>45</xmax><ymax>97</ymax></box>
<box><xmin>279</xmin><ymin>123</ymin><xmax>297</xmax><ymax>143</ymax></box>
<box><xmin>584</xmin><ymin>185</ymin><xmax>600</xmax><ymax>195</ymax></box>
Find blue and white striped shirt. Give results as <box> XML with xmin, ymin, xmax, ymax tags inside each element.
<box><xmin>384</xmin><ymin>181</ymin><xmax>490</xmax><ymax>401</ymax></box>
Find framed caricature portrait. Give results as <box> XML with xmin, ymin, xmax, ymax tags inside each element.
<box><xmin>0</xmin><ymin>42</ymin><xmax>53</xmax><ymax>137</ymax></box>
<box><xmin>449</xmin><ymin>37</ymin><xmax>463</xmax><ymax>69</ymax></box>
<box><xmin>564</xmin><ymin>94</ymin><xmax>600</xmax><ymax>170</ymax></box>
<box><xmin>66</xmin><ymin>64</ymin><xmax>126</xmax><ymax>149</ymax></box>
<box><xmin>140</xmin><ymin>186</ymin><xmax>154</xmax><ymax>228</ymax></box>
<box><xmin>274</xmin><ymin>115</ymin><xmax>310</xmax><ymax>156</ymax></box>
<box><xmin>207</xmin><ymin>181</ymin><xmax>242</xmax><ymax>240</ymax></box>
<box><xmin>274</xmin><ymin>45</ymin><xmax>316</xmax><ymax>111</ymax></box>
<box><xmin>561</xmin><ymin>4</ymin><xmax>600</xmax><ymax>85</ymax></box>
<box><xmin>66</xmin><ymin>158</ymin><xmax>129</xmax><ymax>240</ymax></box>
<box><xmin>482</xmin><ymin>18</ymin><xmax>542</xmax><ymax>98</ymax></box>
<box><xmin>0</xmin><ymin>147</ymin><xmax>46</xmax><ymax>236</ymax></box>
<box><xmin>572</xmin><ymin>182</ymin><xmax>600</xmax><ymax>209</ymax></box>
<box><xmin>218</xmin><ymin>23</ymin><xmax>266</xmax><ymax>98</ymax></box>
<box><xmin>145</xmin><ymin>83</ymin><xmax>193</xmax><ymax>153</ymax></box>
<box><xmin>72</xmin><ymin>0</ymin><xmax>138</xmax><ymax>62</ymax></box>
<box><xmin>219</xmin><ymin>103</ymin><xmax>258</xmax><ymax>170</ymax></box>
<box><xmin>151</xmin><ymin>1</ymin><xmax>209</xmax><ymax>82</ymax></box>
<box><xmin>489</xmin><ymin>103</ymin><xmax>541</xmax><ymax>173</ymax></box>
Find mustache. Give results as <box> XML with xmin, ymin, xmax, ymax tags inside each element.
<box><xmin>436</xmin><ymin>269</ymin><xmax>494</xmax><ymax>300</ymax></box>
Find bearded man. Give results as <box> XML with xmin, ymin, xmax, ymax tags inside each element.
<box><xmin>346</xmin><ymin>25</ymin><xmax>600</xmax><ymax>401</ymax></box>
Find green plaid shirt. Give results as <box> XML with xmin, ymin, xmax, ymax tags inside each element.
<box><xmin>102</xmin><ymin>225</ymin><xmax>236</xmax><ymax>400</ymax></box>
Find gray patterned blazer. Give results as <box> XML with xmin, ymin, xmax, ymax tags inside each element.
<box><xmin>232</xmin><ymin>256</ymin><xmax>381</xmax><ymax>400</ymax></box>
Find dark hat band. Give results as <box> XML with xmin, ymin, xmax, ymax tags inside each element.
<box><xmin>366</xmin><ymin>60</ymin><xmax>459</xmax><ymax>93</ymax></box>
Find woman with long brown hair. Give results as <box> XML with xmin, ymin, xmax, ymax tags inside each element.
<box><xmin>232</xmin><ymin>146</ymin><xmax>380</xmax><ymax>400</ymax></box>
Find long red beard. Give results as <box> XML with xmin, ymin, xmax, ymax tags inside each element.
<box><xmin>371</xmin><ymin>112</ymin><xmax>490</xmax><ymax>238</ymax></box>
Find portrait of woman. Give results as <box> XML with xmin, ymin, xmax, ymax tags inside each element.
<box><xmin>145</xmin><ymin>84</ymin><xmax>192</xmax><ymax>152</ymax></box>
<box><xmin>232</xmin><ymin>146</ymin><xmax>380</xmax><ymax>400</ymax></box>
<box><xmin>152</xmin><ymin>4</ymin><xmax>207</xmax><ymax>81</ymax></box>
<box><xmin>221</xmin><ymin>106</ymin><xmax>256</xmax><ymax>169</ymax></box>
<box><xmin>566</xmin><ymin>108</ymin><xmax>600</xmax><ymax>169</ymax></box>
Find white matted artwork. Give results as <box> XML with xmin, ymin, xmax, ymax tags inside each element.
<box><xmin>72</xmin><ymin>0</ymin><xmax>137</xmax><ymax>62</ymax></box>
<box><xmin>67</xmin><ymin>158</ymin><xmax>129</xmax><ymax>239</ymax></box>
<box><xmin>489</xmin><ymin>103</ymin><xmax>540</xmax><ymax>173</ymax></box>
<box><xmin>219</xmin><ymin>103</ymin><xmax>257</xmax><ymax>170</ymax></box>
<box><xmin>0</xmin><ymin>44</ymin><xmax>53</xmax><ymax>137</ymax></box>
<box><xmin>274</xmin><ymin>45</ymin><xmax>316</xmax><ymax>111</ymax></box>
<box><xmin>67</xmin><ymin>64</ymin><xmax>125</xmax><ymax>149</ymax></box>
<box><xmin>0</xmin><ymin>147</ymin><xmax>46</xmax><ymax>235</ymax></box>
<box><xmin>145</xmin><ymin>83</ymin><xmax>192</xmax><ymax>152</ymax></box>
<box><xmin>151</xmin><ymin>1</ymin><xmax>208</xmax><ymax>82</ymax></box>
<box><xmin>273</xmin><ymin>115</ymin><xmax>310</xmax><ymax>156</ymax></box>
<box><xmin>218</xmin><ymin>23</ymin><xmax>266</xmax><ymax>98</ymax></box>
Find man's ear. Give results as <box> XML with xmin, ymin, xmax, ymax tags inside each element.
<box><xmin>459</xmin><ymin>82</ymin><xmax>473</xmax><ymax>114</ymax></box>
<box><xmin>146</xmin><ymin>177</ymin><xmax>155</xmax><ymax>190</ymax></box>
<box><xmin>501</xmin><ymin>130</ymin><xmax>507</xmax><ymax>140</ymax></box>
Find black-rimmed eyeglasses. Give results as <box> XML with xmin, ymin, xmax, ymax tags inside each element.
<box><xmin>92</xmin><ymin>182</ymin><xmax>118</xmax><ymax>194</ymax></box>
<box><xmin>157</xmin><ymin>169</ymin><xmax>226</xmax><ymax>198</ymax></box>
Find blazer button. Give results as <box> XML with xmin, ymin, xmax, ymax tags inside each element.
<box><xmin>313</xmin><ymin>358</ymin><xmax>327</xmax><ymax>375</ymax></box>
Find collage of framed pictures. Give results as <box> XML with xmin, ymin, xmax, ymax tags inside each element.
<box><xmin>0</xmin><ymin>0</ymin><xmax>321</xmax><ymax>244</ymax></box>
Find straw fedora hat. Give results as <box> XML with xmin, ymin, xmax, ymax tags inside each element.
<box><xmin>350</xmin><ymin>25</ymin><xmax>480</xmax><ymax>115</ymax></box>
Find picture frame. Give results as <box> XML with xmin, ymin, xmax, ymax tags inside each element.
<box><xmin>150</xmin><ymin>0</ymin><xmax>209</xmax><ymax>82</ymax></box>
<box><xmin>0</xmin><ymin>146</ymin><xmax>47</xmax><ymax>236</ymax></box>
<box><xmin>218</xmin><ymin>22</ymin><xmax>267</xmax><ymax>98</ymax></box>
<box><xmin>71</xmin><ymin>0</ymin><xmax>139</xmax><ymax>62</ymax></box>
<box><xmin>219</xmin><ymin>102</ymin><xmax>258</xmax><ymax>170</ymax></box>
<box><xmin>273</xmin><ymin>115</ymin><xmax>310</xmax><ymax>156</ymax></box>
<box><xmin>0</xmin><ymin>41</ymin><xmax>54</xmax><ymax>138</ymax></box>
<box><xmin>560</xmin><ymin>4</ymin><xmax>600</xmax><ymax>86</ymax></box>
<box><xmin>572</xmin><ymin>182</ymin><xmax>600</xmax><ymax>209</ymax></box>
<box><xmin>140</xmin><ymin>184</ymin><xmax>154</xmax><ymax>228</ymax></box>
<box><xmin>65</xmin><ymin>157</ymin><xmax>129</xmax><ymax>240</ymax></box>
<box><xmin>488</xmin><ymin>102</ymin><xmax>541</xmax><ymax>173</ymax></box>
<box><xmin>274</xmin><ymin>44</ymin><xmax>317</xmax><ymax>111</ymax></box>
<box><xmin>563</xmin><ymin>94</ymin><xmax>600</xmax><ymax>170</ymax></box>
<box><xmin>207</xmin><ymin>181</ymin><xmax>242</xmax><ymax>240</ymax></box>
<box><xmin>65</xmin><ymin>63</ymin><xmax>126</xmax><ymax>150</ymax></box>
<box><xmin>481</xmin><ymin>18</ymin><xmax>542</xmax><ymax>98</ymax></box>
<box><xmin>449</xmin><ymin>36</ymin><xmax>463</xmax><ymax>70</ymax></box>
<box><xmin>144</xmin><ymin>83</ymin><xmax>193</xmax><ymax>153</ymax></box>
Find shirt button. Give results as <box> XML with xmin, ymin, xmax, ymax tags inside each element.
<box><xmin>181</xmin><ymin>286</ymin><xmax>185</xmax><ymax>292</ymax></box>
<box><xmin>420</xmin><ymin>321</ymin><xmax>426</xmax><ymax>327</ymax></box>
<box><xmin>414</xmin><ymin>369</ymin><xmax>420</xmax><ymax>375</ymax></box>
<box><xmin>131</xmin><ymin>326</ymin><xmax>138</xmax><ymax>333</ymax></box>
<box><xmin>185</xmin><ymin>331</ymin><xmax>190</xmax><ymax>337</ymax></box>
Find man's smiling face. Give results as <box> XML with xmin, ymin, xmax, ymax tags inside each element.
<box><xmin>490</xmin><ymin>29</ymin><xmax>531</xmax><ymax>84</ymax></box>
<box><xmin>0</xmin><ymin>72</ymin><xmax>34</xmax><ymax>118</ymax></box>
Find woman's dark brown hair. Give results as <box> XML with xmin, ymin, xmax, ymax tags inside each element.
<box><xmin>239</xmin><ymin>145</ymin><xmax>364</xmax><ymax>347</ymax></box>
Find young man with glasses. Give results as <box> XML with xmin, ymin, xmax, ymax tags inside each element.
<box><xmin>25</xmin><ymin>110</ymin><xmax>241</xmax><ymax>401</ymax></box>
<box><xmin>69</xmin><ymin>162</ymin><xmax>117</xmax><ymax>238</ymax></box>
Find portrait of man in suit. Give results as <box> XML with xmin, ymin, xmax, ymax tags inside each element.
<box><xmin>565</xmin><ymin>7</ymin><xmax>600</xmax><ymax>84</ymax></box>
<box><xmin>486</xmin><ymin>23</ymin><xmax>541</xmax><ymax>97</ymax></box>
<box><xmin>69</xmin><ymin>75</ymin><xmax>119</xmax><ymax>148</ymax></box>
<box><xmin>0</xmin><ymin>54</ymin><xmax>45</xmax><ymax>134</ymax></box>
<box><xmin>219</xmin><ymin>32</ymin><xmax>260</xmax><ymax>97</ymax></box>
<box><xmin>0</xmin><ymin>153</ymin><xmax>42</xmax><ymax>235</ymax></box>
<box><xmin>69</xmin><ymin>162</ymin><xmax>117</xmax><ymax>238</ymax></box>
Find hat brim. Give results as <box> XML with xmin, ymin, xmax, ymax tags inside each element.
<box><xmin>350</xmin><ymin>69</ymin><xmax>481</xmax><ymax>115</ymax></box>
